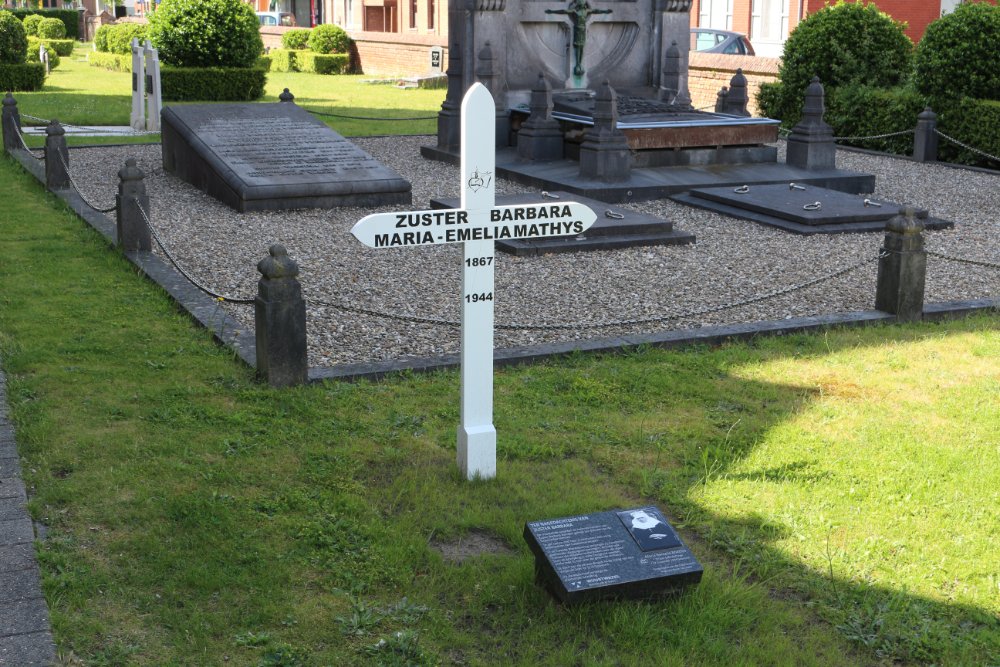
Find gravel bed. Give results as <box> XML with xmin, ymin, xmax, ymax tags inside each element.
<box><xmin>66</xmin><ymin>138</ymin><xmax>1000</xmax><ymax>367</ymax></box>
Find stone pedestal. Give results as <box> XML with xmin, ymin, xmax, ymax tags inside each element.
<box><xmin>44</xmin><ymin>120</ymin><xmax>70</xmax><ymax>190</ymax></box>
<box><xmin>143</xmin><ymin>39</ymin><xmax>162</xmax><ymax>133</ymax></box>
<box><xmin>517</xmin><ymin>74</ymin><xmax>564</xmax><ymax>161</ymax></box>
<box><xmin>116</xmin><ymin>159</ymin><xmax>151</xmax><ymax>252</ymax></box>
<box><xmin>786</xmin><ymin>77</ymin><xmax>835</xmax><ymax>171</ymax></box>
<box><xmin>475</xmin><ymin>41</ymin><xmax>509</xmax><ymax>147</ymax></box>
<box><xmin>579</xmin><ymin>81</ymin><xmax>631</xmax><ymax>182</ymax></box>
<box><xmin>875</xmin><ymin>208</ymin><xmax>926</xmax><ymax>322</ymax></box>
<box><xmin>435</xmin><ymin>40</ymin><xmax>463</xmax><ymax>153</ymax></box>
<box><xmin>255</xmin><ymin>245</ymin><xmax>308</xmax><ymax>387</ymax></box>
<box><xmin>720</xmin><ymin>69</ymin><xmax>749</xmax><ymax>117</ymax></box>
<box><xmin>2</xmin><ymin>92</ymin><xmax>21</xmax><ymax>153</ymax></box>
<box><xmin>912</xmin><ymin>107</ymin><xmax>938</xmax><ymax>163</ymax></box>
<box><xmin>658</xmin><ymin>41</ymin><xmax>681</xmax><ymax>102</ymax></box>
<box><xmin>130</xmin><ymin>38</ymin><xmax>145</xmax><ymax>131</ymax></box>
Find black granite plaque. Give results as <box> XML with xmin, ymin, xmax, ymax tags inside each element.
<box><xmin>161</xmin><ymin>103</ymin><xmax>411</xmax><ymax>212</ymax></box>
<box><xmin>524</xmin><ymin>506</ymin><xmax>702</xmax><ymax>604</ymax></box>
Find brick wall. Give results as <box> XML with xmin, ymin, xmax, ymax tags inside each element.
<box><xmin>688</xmin><ymin>51</ymin><xmax>780</xmax><ymax>115</ymax></box>
<box><xmin>348</xmin><ymin>31</ymin><xmax>448</xmax><ymax>76</ymax></box>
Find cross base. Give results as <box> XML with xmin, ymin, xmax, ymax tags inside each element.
<box><xmin>457</xmin><ymin>423</ymin><xmax>497</xmax><ymax>480</ymax></box>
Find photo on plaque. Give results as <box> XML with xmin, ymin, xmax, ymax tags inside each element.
<box><xmin>616</xmin><ymin>507</ymin><xmax>682</xmax><ymax>551</ymax></box>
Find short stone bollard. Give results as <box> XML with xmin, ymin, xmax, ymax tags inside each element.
<box><xmin>116</xmin><ymin>158</ymin><xmax>151</xmax><ymax>252</ymax></box>
<box><xmin>255</xmin><ymin>244</ymin><xmax>308</xmax><ymax>387</ymax></box>
<box><xmin>786</xmin><ymin>77</ymin><xmax>835</xmax><ymax>171</ymax></box>
<box><xmin>278</xmin><ymin>88</ymin><xmax>295</xmax><ymax>103</ymax></box>
<box><xmin>912</xmin><ymin>107</ymin><xmax>938</xmax><ymax>163</ymax></box>
<box><xmin>2</xmin><ymin>92</ymin><xmax>21</xmax><ymax>153</ymax></box>
<box><xmin>875</xmin><ymin>207</ymin><xmax>926</xmax><ymax>323</ymax></box>
<box><xmin>44</xmin><ymin>119</ymin><xmax>70</xmax><ymax>189</ymax></box>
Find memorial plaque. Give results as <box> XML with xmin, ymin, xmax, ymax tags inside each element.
<box><xmin>524</xmin><ymin>506</ymin><xmax>702</xmax><ymax>604</ymax></box>
<box><xmin>161</xmin><ymin>103</ymin><xmax>411</xmax><ymax>212</ymax></box>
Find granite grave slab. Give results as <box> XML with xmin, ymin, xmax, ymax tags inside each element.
<box><xmin>673</xmin><ymin>183</ymin><xmax>954</xmax><ymax>234</ymax></box>
<box><xmin>524</xmin><ymin>506</ymin><xmax>702</xmax><ymax>604</ymax></box>
<box><xmin>161</xmin><ymin>103</ymin><xmax>411</xmax><ymax>212</ymax></box>
<box><xmin>430</xmin><ymin>191</ymin><xmax>694</xmax><ymax>255</ymax></box>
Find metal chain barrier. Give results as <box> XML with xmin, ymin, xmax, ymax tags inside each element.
<box><xmin>304</xmin><ymin>107</ymin><xmax>438</xmax><ymax>122</ymax></box>
<box><xmin>927</xmin><ymin>250</ymin><xmax>1000</xmax><ymax>272</ymax></box>
<box><xmin>933</xmin><ymin>129</ymin><xmax>1000</xmax><ymax>164</ymax></box>
<box><xmin>832</xmin><ymin>129</ymin><xmax>914</xmax><ymax>142</ymax></box>
<box><xmin>304</xmin><ymin>252</ymin><xmax>882</xmax><ymax>331</ymax></box>
<box><xmin>134</xmin><ymin>200</ymin><xmax>256</xmax><ymax>304</ymax></box>
<box><xmin>19</xmin><ymin>113</ymin><xmax>161</xmax><ymax>136</ymax></box>
<box><xmin>55</xmin><ymin>150</ymin><xmax>117</xmax><ymax>213</ymax></box>
<box><xmin>13</xmin><ymin>125</ymin><xmax>45</xmax><ymax>158</ymax></box>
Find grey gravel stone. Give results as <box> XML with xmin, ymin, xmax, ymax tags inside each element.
<box><xmin>67</xmin><ymin>139</ymin><xmax>999</xmax><ymax>367</ymax></box>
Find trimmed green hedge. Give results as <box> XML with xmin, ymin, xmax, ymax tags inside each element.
<box><xmin>281</xmin><ymin>28</ymin><xmax>311</xmax><ymax>50</ymax></box>
<box><xmin>824</xmin><ymin>84</ymin><xmax>925</xmax><ymax>155</ymax></box>
<box><xmin>26</xmin><ymin>42</ymin><xmax>60</xmax><ymax>70</ymax></box>
<box><xmin>0</xmin><ymin>61</ymin><xmax>45</xmax><ymax>91</ymax></box>
<box><xmin>87</xmin><ymin>50</ymin><xmax>131</xmax><ymax>72</ymax></box>
<box><xmin>160</xmin><ymin>65</ymin><xmax>266</xmax><ymax>101</ymax></box>
<box><xmin>268</xmin><ymin>48</ymin><xmax>297</xmax><ymax>72</ymax></box>
<box><xmin>256</xmin><ymin>54</ymin><xmax>271</xmax><ymax>71</ymax></box>
<box><xmin>28</xmin><ymin>36</ymin><xmax>74</xmax><ymax>57</ymax></box>
<box><xmin>938</xmin><ymin>98</ymin><xmax>1000</xmax><ymax>167</ymax></box>
<box><xmin>100</xmin><ymin>23</ymin><xmax>148</xmax><ymax>55</ymax></box>
<box><xmin>21</xmin><ymin>13</ymin><xmax>43</xmax><ymax>37</ymax></box>
<box><xmin>9</xmin><ymin>9</ymin><xmax>78</xmax><ymax>40</ymax></box>
<box><xmin>297</xmin><ymin>51</ymin><xmax>349</xmax><ymax>75</ymax></box>
<box><xmin>37</xmin><ymin>17</ymin><xmax>66</xmax><ymax>39</ymax></box>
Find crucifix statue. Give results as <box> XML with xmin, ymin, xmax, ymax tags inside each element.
<box><xmin>546</xmin><ymin>0</ymin><xmax>612</xmax><ymax>77</ymax></box>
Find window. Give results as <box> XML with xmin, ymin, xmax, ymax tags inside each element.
<box><xmin>409</xmin><ymin>0</ymin><xmax>416</xmax><ymax>28</ymax></box>
<box><xmin>427</xmin><ymin>0</ymin><xmax>434</xmax><ymax>30</ymax></box>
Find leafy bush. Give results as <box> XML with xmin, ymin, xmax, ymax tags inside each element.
<box><xmin>769</xmin><ymin>1</ymin><xmax>912</xmax><ymax>123</ymax></box>
<box><xmin>0</xmin><ymin>10</ymin><xmax>27</xmax><ymax>64</ymax></box>
<box><xmin>21</xmin><ymin>13</ymin><xmax>42</xmax><ymax>37</ymax></box>
<box><xmin>10</xmin><ymin>10</ymin><xmax>77</xmax><ymax>39</ymax></box>
<box><xmin>160</xmin><ymin>66</ymin><xmax>266</xmax><ymax>101</ymax></box>
<box><xmin>281</xmin><ymin>28</ymin><xmax>311</xmax><ymax>50</ymax></box>
<box><xmin>268</xmin><ymin>48</ymin><xmax>297</xmax><ymax>72</ymax></box>
<box><xmin>914</xmin><ymin>2</ymin><xmax>1000</xmax><ymax>104</ymax></box>
<box><xmin>103</xmin><ymin>23</ymin><xmax>149</xmax><ymax>55</ymax></box>
<box><xmin>94</xmin><ymin>23</ymin><xmax>111</xmax><ymax>52</ymax></box>
<box><xmin>148</xmin><ymin>0</ymin><xmax>263</xmax><ymax>68</ymax></box>
<box><xmin>256</xmin><ymin>54</ymin><xmax>272</xmax><ymax>71</ymax></box>
<box><xmin>26</xmin><ymin>42</ymin><xmax>60</xmax><ymax>70</ymax></box>
<box><xmin>28</xmin><ymin>36</ymin><xmax>74</xmax><ymax>57</ymax></box>
<box><xmin>824</xmin><ymin>84</ymin><xmax>924</xmax><ymax>154</ymax></box>
<box><xmin>297</xmin><ymin>51</ymin><xmax>350</xmax><ymax>75</ymax></box>
<box><xmin>87</xmin><ymin>50</ymin><xmax>132</xmax><ymax>72</ymax></box>
<box><xmin>37</xmin><ymin>17</ymin><xmax>65</xmax><ymax>39</ymax></box>
<box><xmin>938</xmin><ymin>97</ymin><xmax>1000</xmax><ymax>167</ymax></box>
<box><xmin>307</xmin><ymin>24</ymin><xmax>350</xmax><ymax>54</ymax></box>
<box><xmin>0</xmin><ymin>62</ymin><xmax>45</xmax><ymax>90</ymax></box>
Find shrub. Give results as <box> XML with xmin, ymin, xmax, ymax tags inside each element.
<box><xmin>770</xmin><ymin>1</ymin><xmax>912</xmax><ymax>123</ymax></box>
<box><xmin>281</xmin><ymin>28</ymin><xmax>311</xmax><ymax>50</ymax></box>
<box><xmin>0</xmin><ymin>62</ymin><xmax>45</xmax><ymax>90</ymax></box>
<box><xmin>87</xmin><ymin>50</ymin><xmax>132</xmax><ymax>72</ymax></box>
<box><xmin>267</xmin><ymin>48</ymin><xmax>297</xmax><ymax>72</ymax></box>
<box><xmin>256</xmin><ymin>54</ymin><xmax>272</xmax><ymax>71</ymax></box>
<box><xmin>0</xmin><ymin>10</ymin><xmax>27</xmax><ymax>64</ymax></box>
<box><xmin>94</xmin><ymin>23</ymin><xmax>111</xmax><ymax>52</ymax></box>
<box><xmin>104</xmin><ymin>23</ymin><xmax>149</xmax><ymax>55</ymax></box>
<box><xmin>10</xmin><ymin>10</ymin><xmax>78</xmax><ymax>39</ymax></box>
<box><xmin>37</xmin><ymin>17</ymin><xmax>65</xmax><ymax>39</ymax></box>
<box><xmin>26</xmin><ymin>42</ymin><xmax>60</xmax><ymax>70</ymax></box>
<box><xmin>824</xmin><ymin>84</ymin><xmax>924</xmax><ymax>154</ymax></box>
<box><xmin>21</xmin><ymin>13</ymin><xmax>42</xmax><ymax>37</ymax></box>
<box><xmin>914</xmin><ymin>2</ymin><xmax>1000</xmax><ymax>104</ymax></box>
<box><xmin>148</xmin><ymin>0</ymin><xmax>263</xmax><ymax>68</ymax></box>
<box><xmin>297</xmin><ymin>51</ymin><xmax>350</xmax><ymax>75</ymax></box>
<box><xmin>28</xmin><ymin>36</ymin><xmax>74</xmax><ymax>57</ymax></box>
<box><xmin>307</xmin><ymin>24</ymin><xmax>350</xmax><ymax>54</ymax></box>
<box><xmin>160</xmin><ymin>66</ymin><xmax>266</xmax><ymax>101</ymax></box>
<box><xmin>938</xmin><ymin>98</ymin><xmax>1000</xmax><ymax>168</ymax></box>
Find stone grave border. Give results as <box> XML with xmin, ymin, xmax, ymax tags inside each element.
<box><xmin>4</xmin><ymin>145</ymin><xmax>998</xmax><ymax>384</ymax></box>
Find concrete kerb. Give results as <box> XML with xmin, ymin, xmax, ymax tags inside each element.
<box><xmin>5</xmin><ymin>144</ymin><xmax>1000</xmax><ymax>385</ymax></box>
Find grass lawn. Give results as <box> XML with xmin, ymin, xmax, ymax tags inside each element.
<box><xmin>1</xmin><ymin>57</ymin><xmax>998</xmax><ymax>666</ymax></box>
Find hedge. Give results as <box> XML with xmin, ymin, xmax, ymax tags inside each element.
<box><xmin>37</xmin><ymin>17</ymin><xmax>66</xmax><ymax>39</ymax></box>
<box><xmin>160</xmin><ymin>66</ymin><xmax>266</xmax><ymax>101</ymax></box>
<box><xmin>101</xmin><ymin>23</ymin><xmax>148</xmax><ymax>55</ymax></box>
<box><xmin>824</xmin><ymin>84</ymin><xmax>925</xmax><ymax>155</ymax></box>
<box><xmin>26</xmin><ymin>42</ymin><xmax>59</xmax><ymax>70</ymax></box>
<box><xmin>0</xmin><ymin>62</ymin><xmax>45</xmax><ymax>91</ymax></box>
<box><xmin>87</xmin><ymin>50</ymin><xmax>131</xmax><ymax>72</ymax></box>
<box><xmin>938</xmin><ymin>98</ymin><xmax>1000</xmax><ymax>167</ymax></box>
<box><xmin>281</xmin><ymin>28</ymin><xmax>311</xmax><ymax>50</ymax></box>
<box><xmin>297</xmin><ymin>51</ymin><xmax>349</xmax><ymax>75</ymax></box>
<box><xmin>256</xmin><ymin>54</ymin><xmax>271</xmax><ymax>71</ymax></box>
<box><xmin>9</xmin><ymin>9</ymin><xmax>78</xmax><ymax>40</ymax></box>
<box><xmin>28</xmin><ymin>36</ymin><xmax>74</xmax><ymax>57</ymax></box>
<box><xmin>267</xmin><ymin>47</ymin><xmax>297</xmax><ymax>72</ymax></box>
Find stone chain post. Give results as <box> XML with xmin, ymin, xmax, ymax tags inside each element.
<box><xmin>116</xmin><ymin>158</ymin><xmax>151</xmax><ymax>252</ymax></box>
<box><xmin>44</xmin><ymin>119</ymin><xmax>70</xmax><ymax>189</ymax></box>
<box><xmin>255</xmin><ymin>244</ymin><xmax>308</xmax><ymax>387</ymax></box>
<box><xmin>278</xmin><ymin>88</ymin><xmax>295</xmax><ymax>102</ymax></box>
<box><xmin>875</xmin><ymin>207</ymin><xmax>926</xmax><ymax>323</ymax></box>
<box><xmin>912</xmin><ymin>107</ymin><xmax>938</xmax><ymax>163</ymax></box>
<box><xmin>2</xmin><ymin>92</ymin><xmax>21</xmax><ymax>153</ymax></box>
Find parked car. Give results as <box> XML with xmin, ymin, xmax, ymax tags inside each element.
<box><xmin>690</xmin><ymin>28</ymin><xmax>755</xmax><ymax>56</ymax></box>
<box><xmin>256</xmin><ymin>11</ymin><xmax>297</xmax><ymax>27</ymax></box>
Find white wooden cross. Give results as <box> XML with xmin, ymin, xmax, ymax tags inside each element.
<box><xmin>352</xmin><ymin>83</ymin><xmax>597</xmax><ymax>480</ymax></box>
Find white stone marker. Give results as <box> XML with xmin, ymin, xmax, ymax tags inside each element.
<box><xmin>130</xmin><ymin>38</ymin><xmax>145</xmax><ymax>131</ymax></box>
<box><xmin>351</xmin><ymin>83</ymin><xmax>597</xmax><ymax>480</ymax></box>
<box><xmin>143</xmin><ymin>39</ymin><xmax>162</xmax><ymax>133</ymax></box>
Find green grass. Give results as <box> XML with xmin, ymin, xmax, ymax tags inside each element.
<box><xmin>14</xmin><ymin>50</ymin><xmax>442</xmax><ymax>148</ymax></box>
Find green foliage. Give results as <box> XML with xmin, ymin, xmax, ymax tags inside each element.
<box><xmin>96</xmin><ymin>23</ymin><xmax>149</xmax><ymax>55</ymax></box>
<box><xmin>938</xmin><ymin>97</ymin><xmax>1000</xmax><ymax>167</ymax></box>
<box><xmin>36</xmin><ymin>17</ymin><xmax>65</xmax><ymax>39</ymax></box>
<box><xmin>9</xmin><ymin>9</ymin><xmax>78</xmax><ymax>39</ymax></box>
<box><xmin>256</xmin><ymin>54</ymin><xmax>272</xmax><ymax>71</ymax></box>
<box><xmin>160</xmin><ymin>65</ymin><xmax>266</xmax><ymax>100</ymax></box>
<box><xmin>86</xmin><ymin>50</ymin><xmax>131</xmax><ymax>72</ymax></box>
<box><xmin>26</xmin><ymin>41</ymin><xmax>60</xmax><ymax>70</ymax></box>
<box><xmin>0</xmin><ymin>61</ymin><xmax>44</xmax><ymax>90</ymax></box>
<box><xmin>0</xmin><ymin>10</ymin><xmax>28</xmax><ymax>64</ymax></box>
<box><xmin>281</xmin><ymin>28</ymin><xmax>311</xmax><ymax>50</ymax></box>
<box><xmin>27</xmin><ymin>36</ymin><xmax>74</xmax><ymax>57</ymax></box>
<box><xmin>914</xmin><ymin>2</ymin><xmax>1000</xmax><ymax>104</ymax></box>
<box><xmin>148</xmin><ymin>0</ymin><xmax>263</xmax><ymax>68</ymax></box>
<box><xmin>770</xmin><ymin>1</ymin><xmax>912</xmax><ymax>122</ymax></box>
<box><xmin>756</xmin><ymin>81</ymin><xmax>782</xmax><ymax>120</ymax></box>
<box><xmin>307</xmin><ymin>24</ymin><xmax>350</xmax><ymax>55</ymax></box>
<box><xmin>268</xmin><ymin>48</ymin><xmax>297</xmax><ymax>72</ymax></box>
<box><xmin>21</xmin><ymin>12</ymin><xmax>43</xmax><ymax>37</ymax></box>
<box><xmin>824</xmin><ymin>84</ymin><xmax>925</xmax><ymax>154</ymax></box>
<box><xmin>297</xmin><ymin>51</ymin><xmax>349</xmax><ymax>75</ymax></box>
